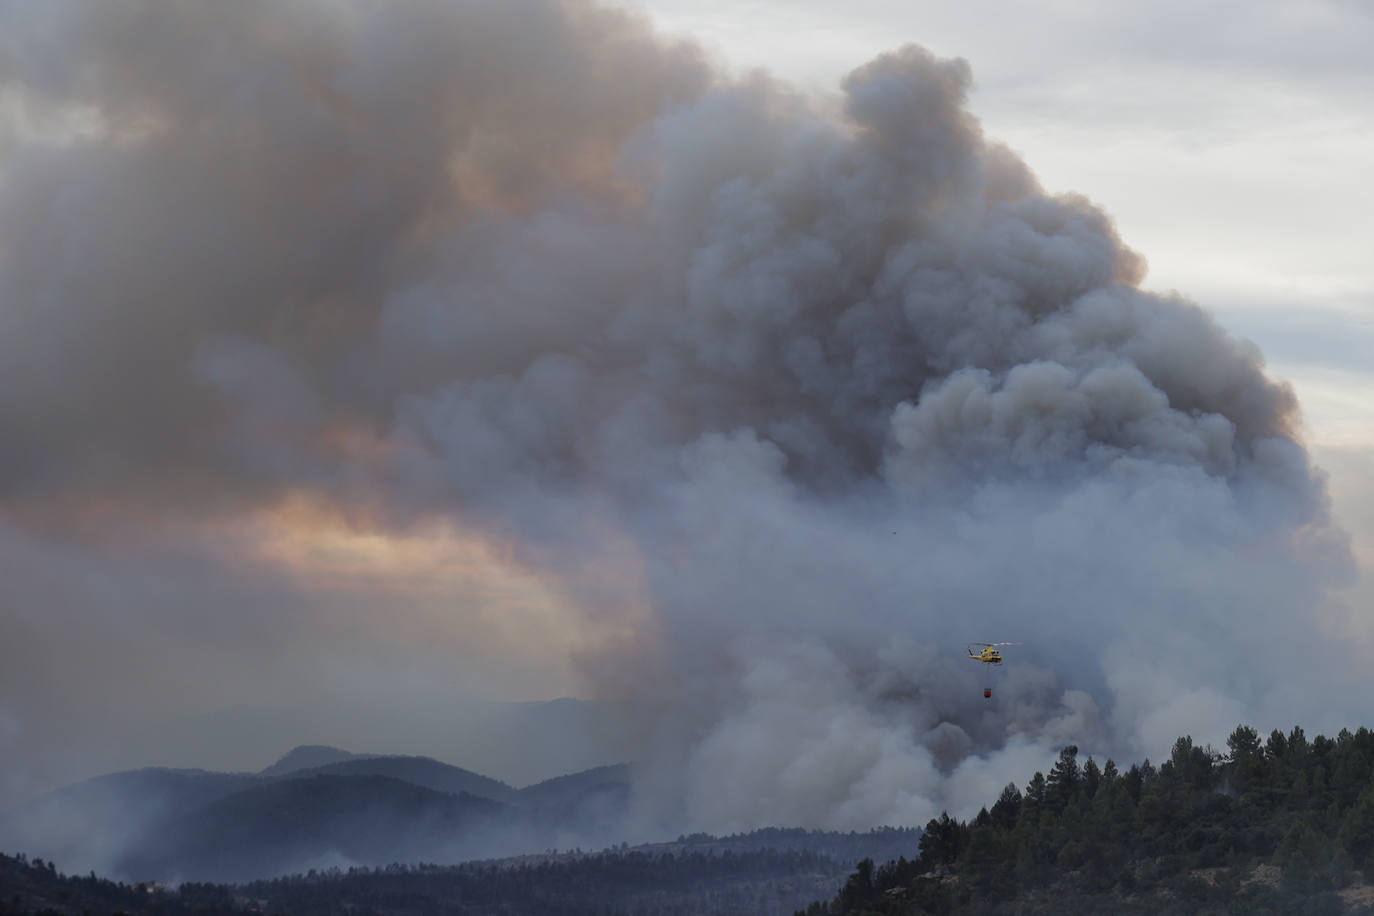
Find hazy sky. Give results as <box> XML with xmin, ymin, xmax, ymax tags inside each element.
<box><xmin>1</xmin><ymin>0</ymin><xmax>1370</xmax><ymax>832</ymax></box>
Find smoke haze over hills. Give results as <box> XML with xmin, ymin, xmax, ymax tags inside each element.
<box><xmin>0</xmin><ymin>0</ymin><xmax>1361</xmax><ymax>848</ymax></box>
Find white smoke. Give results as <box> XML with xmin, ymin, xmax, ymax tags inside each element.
<box><xmin>0</xmin><ymin>0</ymin><xmax>1357</xmax><ymax>835</ymax></box>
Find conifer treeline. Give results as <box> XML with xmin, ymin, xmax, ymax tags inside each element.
<box><xmin>803</xmin><ymin>724</ymin><xmax>1374</xmax><ymax>914</ymax></box>
<box><xmin>0</xmin><ymin>829</ymin><xmax>921</xmax><ymax>915</ymax></box>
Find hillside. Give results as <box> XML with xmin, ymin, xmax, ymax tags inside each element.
<box><xmin>0</xmin><ymin>828</ymin><xmax>922</xmax><ymax>916</ymax></box>
<box><xmin>515</xmin><ymin>762</ymin><xmax>633</xmax><ymax>832</ymax></box>
<box><xmin>0</xmin><ymin>852</ymin><xmax>200</xmax><ymax>915</ymax></box>
<box><xmin>115</xmin><ymin>774</ymin><xmax>524</xmax><ymax>883</ymax></box>
<box><xmin>287</xmin><ymin>755</ymin><xmax>523</xmax><ymax>806</ymax></box>
<box><xmin>517</xmin><ymin>763</ymin><xmax>631</xmax><ymax>807</ymax></box>
<box><xmin>0</xmin><ymin>768</ymin><xmax>259</xmax><ymax>876</ymax></box>
<box><xmin>802</xmin><ymin>724</ymin><xmax>1374</xmax><ymax>914</ymax></box>
<box><xmin>0</xmin><ymin>749</ymin><xmax>632</xmax><ymax>883</ymax></box>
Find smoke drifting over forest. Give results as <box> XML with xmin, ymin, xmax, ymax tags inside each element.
<box><xmin>0</xmin><ymin>0</ymin><xmax>1358</xmax><ymax>839</ymax></box>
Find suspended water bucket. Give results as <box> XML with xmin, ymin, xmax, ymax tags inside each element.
<box><xmin>984</xmin><ymin>688</ymin><xmax>992</xmax><ymax>699</ymax></box>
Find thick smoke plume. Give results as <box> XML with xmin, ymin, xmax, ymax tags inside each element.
<box><xmin>0</xmin><ymin>0</ymin><xmax>1357</xmax><ymax>837</ymax></box>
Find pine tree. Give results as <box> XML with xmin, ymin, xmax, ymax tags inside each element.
<box><xmin>1082</xmin><ymin>757</ymin><xmax>1102</xmax><ymax>800</ymax></box>
<box><xmin>1266</xmin><ymin>728</ymin><xmax>1288</xmax><ymax>761</ymax></box>
<box><xmin>990</xmin><ymin>783</ymin><xmax>1022</xmax><ymax>830</ymax></box>
<box><xmin>1102</xmin><ymin>758</ymin><xmax>1119</xmax><ymax>785</ymax></box>
<box><xmin>919</xmin><ymin>813</ymin><xmax>967</xmax><ymax>868</ymax></box>
<box><xmin>1228</xmin><ymin>725</ymin><xmax>1262</xmax><ymax>761</ymax></box>
<box><xmin>1338</xmin><ymin>784</ymin><xmax>1374</xmax><ymax>875</ymax></box>
<box><xmin>1047</xmin><ymin>746</ymin><xmax>1081</xmax><ymax>812</ymax></box>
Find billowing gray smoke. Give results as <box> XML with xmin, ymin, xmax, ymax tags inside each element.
<box><xmin>0</xmin><ymin>0</ymin><xmax>1356</xmax><ymax>837</ymax></box>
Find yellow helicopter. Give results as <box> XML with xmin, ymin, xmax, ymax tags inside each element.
<box><xmin>967</xmin><ymin>642</ymin><xmax>1016</xmax><ymax>698</ymax></box>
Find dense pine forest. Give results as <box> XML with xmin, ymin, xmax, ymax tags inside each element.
<box><xmin>0</xmin><ymin>828</ymin><xmax>918</xmax><ymax>915</ymax></box>
<box><xmin>802</xmin><ymin>725</ymin><xmax>1374</xmax><ymax>915</ymax></box>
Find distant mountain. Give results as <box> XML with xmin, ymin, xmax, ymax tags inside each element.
<box><xmin>16</xmin><ymin>767</ymin><xmax>257</xmax><ymax>817</ymax></box>
<box><xmin>517</xmin><ymin>763</ymin><xmax>632</xmax><ymax>829</ymax></box>
<box><xmin>117</xmin><ymin>773</ymin><xmax>528</xmax><ymax>883</ymax></box>
<box><xmin>0</xmin><ymin>768</ymin><xmax>258</xmax><ymax>876</ymax></box>
<box><xmin>257</xmin><ymin>744</ymin><xmax>376</xmax><ymax>778</ymax></box>
<box><xmin>152</xmin><ymin>695</ymin><xmax>639</xmax><ymax>788</ymax></box>
<box><xmin>287</xmin><ymin>754</ymin><xmax>522</xmax><ymax>805</ymax></box>
<box><xmin>517</xmin><ymin>762</ymin><xmax>631</xmax><ymax>806</ymax></box>
<box><xmin>0</xmin><ymin>749</ymin><xmax>636</xmax><ymax>883</ymax></box>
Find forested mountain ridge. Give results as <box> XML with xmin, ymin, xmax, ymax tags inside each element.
<box><xmin>515</xmin><ymin>763</ymin><xmax>631</xmax><ymax>808</ymax></box>
<box><xmin>283</xmin><ymin>755</ymin><xmax>523</xmax><ymax>805</ymax></box>
<box><xmin>802</xmin><ymin>724</ymin><xmax>1374</xmax><ymax>914</ymax></box>
<box><xmin>0</xmin><ymin>828</ymin><xmax>921</xmax><ymax>915</ymax></box>
<box><xmin>116</xmin><ymin>774</ymin><xmax>522</xmax><ymax>883</ymax></box>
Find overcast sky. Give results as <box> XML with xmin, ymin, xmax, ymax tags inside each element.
<box><xmin>1</xmin><ymin>0</ymin><xmax>1370</xmax><ymax>825</ymax></box>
